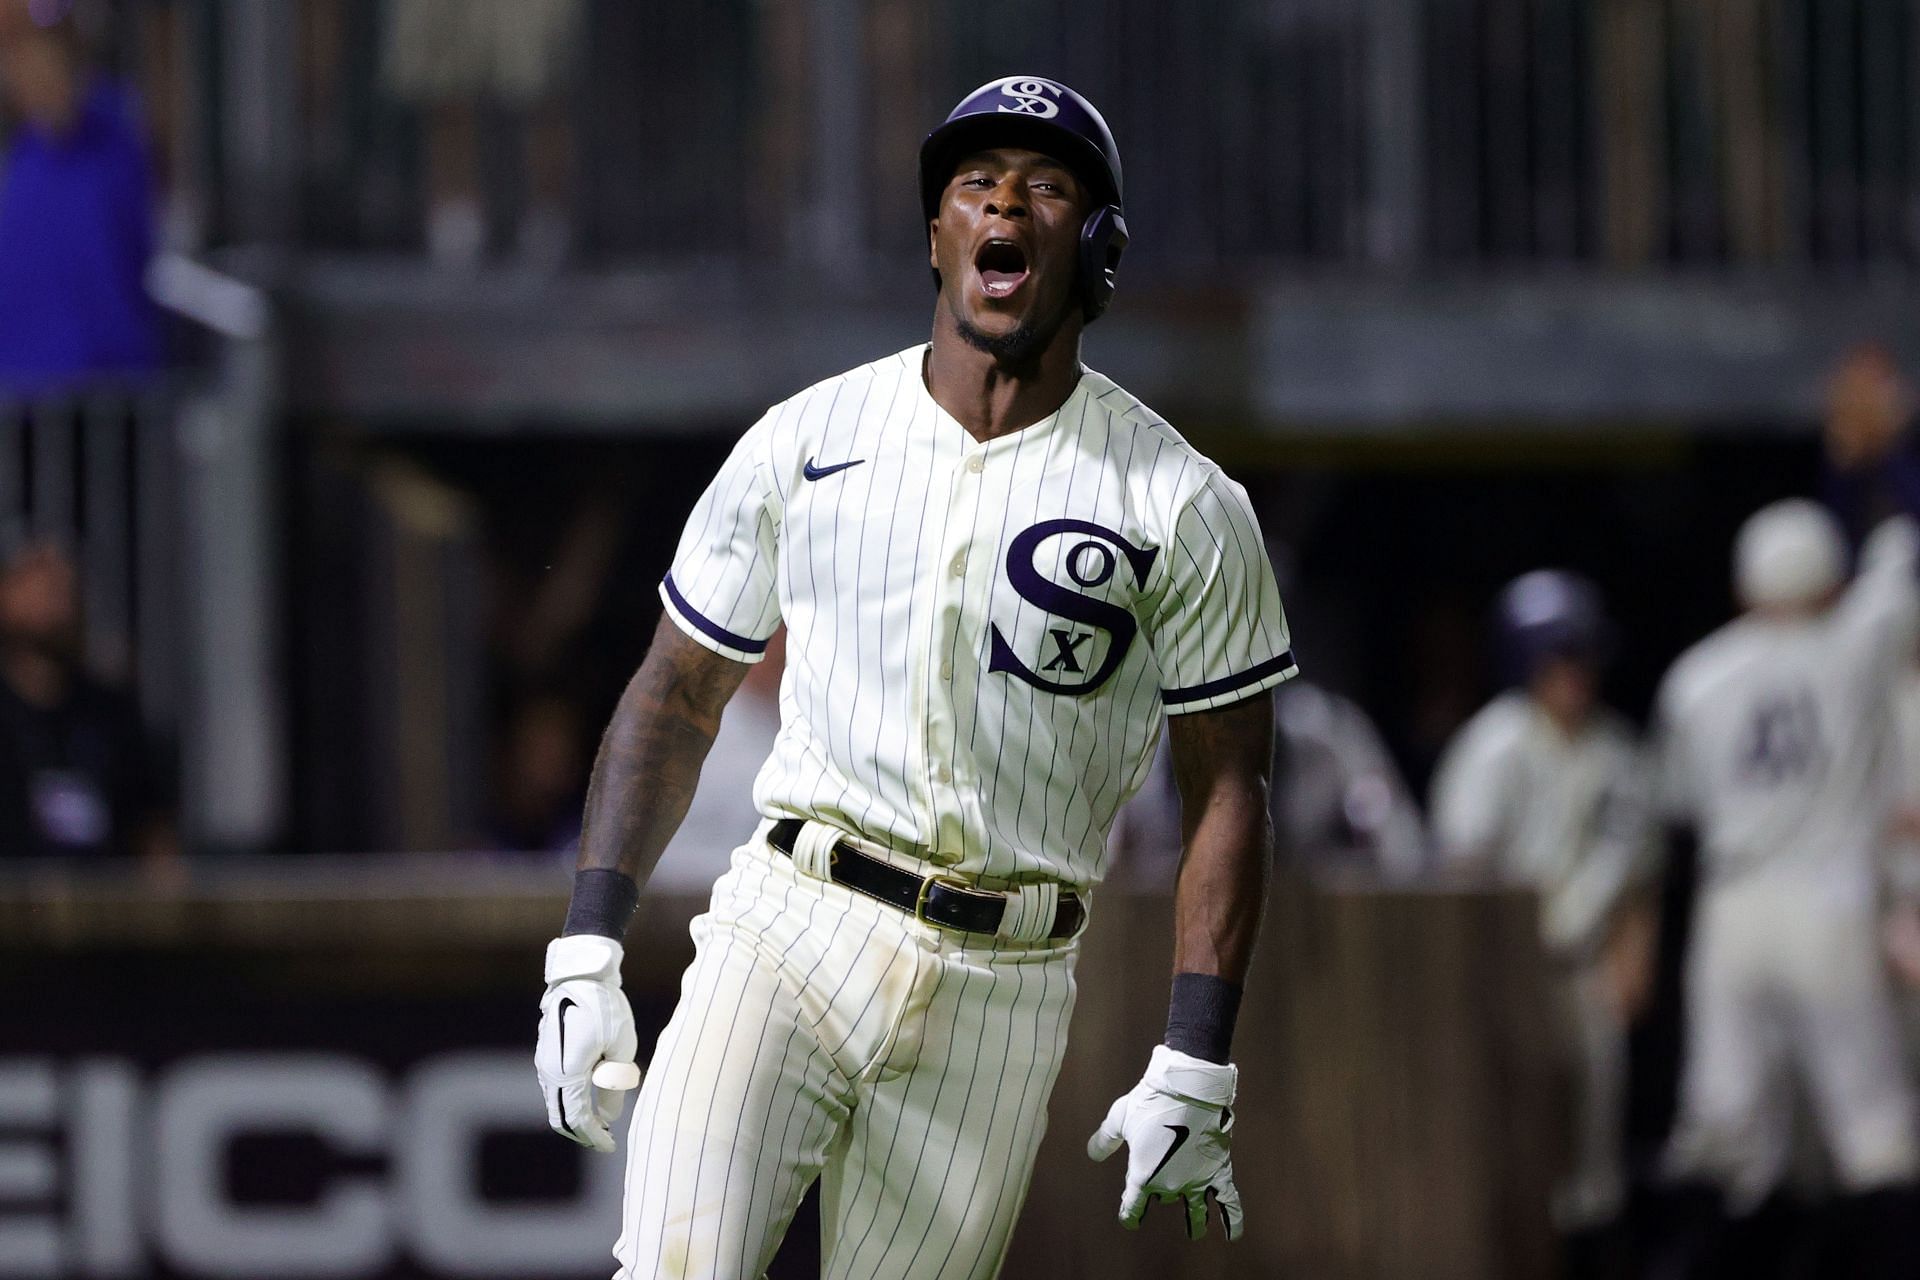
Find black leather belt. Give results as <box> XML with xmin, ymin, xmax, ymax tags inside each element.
<box><xmin>766</xmin><ymin>818</ymin><xmax>1085</xmax><ymax>940</ymax></box>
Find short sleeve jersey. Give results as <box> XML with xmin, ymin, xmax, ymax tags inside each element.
<box><xmin>1654</xmin><ymin>518</ymin><xmax>1920</xmax><ymax>895</ymax></box>
<box><xmin>1430</xmin><ymin>692</ymin><xmax>1656</xmax><ymax>957</ymax></box>
<box><xmin>659</xmin><ymin>345</ymin><xmax>1295</xmax><ymax>888</ymax></box>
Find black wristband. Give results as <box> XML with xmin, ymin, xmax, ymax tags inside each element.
<box><xmin>562</xmin><ymin>868</ymin><xmax>640</xmax><ymax>940</ymax></box>
<box><xmin>1163</xmin><ymin>972</ymin><xmax>1243</xmax><ymax>1064</ymax></box>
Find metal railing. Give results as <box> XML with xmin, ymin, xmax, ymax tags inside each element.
<box><xmin>144</xmin><ymin>254</ymin><xmax>286</xmax><ymax>854</ymax></box>
<box><xmin>0</xmin><ymin>390</ymin><xmax>179</xmax><ymax>730</ymax></box>
<box><xmin>164</xmin><ymin>0</ymin><xmax>1920</xmax><ymax>275</ymax></box>
<box><xmin>0</xmin><ymin>257</ymin><xmax>287</xmax><ymax>854</ymax></box>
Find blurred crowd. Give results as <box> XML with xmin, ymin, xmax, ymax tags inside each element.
<box><xmin>0</xmin><ymin>531</ymin><xmax>173</xmax><ymax>864</ymax></box>
<box><xmin>0</xmin><ymin>1</ymin><xmax>160</xmax><ymax>394</ymax></box>
<box><xmin>0</xmin><ymin>2</ymin><xmax>170</xmax><ymax>869</ymax></box>
<box><xmin>11</xmin><ymin>0</ymin><xmax>1912</xmax><ymax>275</ymax></box>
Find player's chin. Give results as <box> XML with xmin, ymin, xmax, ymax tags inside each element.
<box><xmin>959</xmin><ymin>297</ymin><xmax>1029</xmax><ymax>339</ymax></box>
<box><xmin>963</xmin><ymin>276</ymin><xmax>1068</xmax><ymax>335</ymax></box>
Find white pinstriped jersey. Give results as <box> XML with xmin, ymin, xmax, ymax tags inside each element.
<box><xmin>659</xmin><ymin>344</ymin><xmax>1295</xmax><ymax>889</ymax></box>
<box><xmin>1655</xmin><ymin>517</ymin><xmax>1920</xmax><ymax>899</ymax></box>
<box><xmin>1430</xmin><ymin>694</ymin><xmax>1655</xmax><ymax>958</ymax></box>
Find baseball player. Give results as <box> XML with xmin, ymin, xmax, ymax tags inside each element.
<box><xmin>1657</xmin><ymin>500</ymin><xmax>1920</xmax><ymax>1278</ymax></box>
<box><xmin>1884</xmin><ymin>666</ymin><xmax>1920</xmax><ymax>1004</ymax></box>
<box><xmin>1112</xmin><ymin>679</ymin><xmax>1427</xmax><ymax>889</ymax></box>
<box><xmin>534</xmin><ymin>75</ymin><xmax>1295</xmax><ymax>1279</ymax></box>
<box><xmin>1428</xmin><ymin>570</ymin><xmax>1658</xmax><ymax>1272</ymax></box>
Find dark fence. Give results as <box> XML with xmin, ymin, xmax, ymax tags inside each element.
<box><xmin>160</xmin><ymin>0</ymin><xmax>1920</xmax><ymax>274</ymax></box>
<box><xmin>0</xmin><ymin>866</ymin><xmax>1558</xmax><ymax>1280</ymax></box>
<box><xmin>0</xmin><ymin>391</ymin><xmax>180</xmax><ymax>733</ymax></box>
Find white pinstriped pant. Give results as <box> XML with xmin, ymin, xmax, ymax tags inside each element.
<box><xmin>613</xmin><ymin>826</ymin><xmax>1080</xmax><ymax>1280</ymax></box>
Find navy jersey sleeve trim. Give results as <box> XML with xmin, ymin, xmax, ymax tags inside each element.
<box><xmin>1160</xmin><ymin>650</ymin><xmax>1296</xmax><ymax>706</ymax></box>
<box><xmin>661</xmin><ymin>574</ymin><xmax>770</xmax><ymax>655</ymax></box>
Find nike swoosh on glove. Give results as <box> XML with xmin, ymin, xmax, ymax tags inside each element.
<box><xmin>535</xmin><ymin>934</ymin><xmax>640</xmax><ymax>1153</ymax></box>
<box><xmin>1087</xmin><ymin>1043</ymin><xmax>1243</xmax><ymax>1240</ymax></box>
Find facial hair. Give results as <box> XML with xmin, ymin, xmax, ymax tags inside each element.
<box><xmin>949</xmin><ymin>277</ymin><xmax>1075</xmax><ymax>368</ymax></box>
<box><xmin>955</xmin><ymin>312</ymin><xmax>1048</xmax><ymax>365</ymax></box>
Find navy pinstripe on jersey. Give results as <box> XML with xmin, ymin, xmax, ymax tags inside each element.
<box><xmin>659</xmin><ymin>345</ymin><xmax>1295</xmax><ymax>888</ymax></box>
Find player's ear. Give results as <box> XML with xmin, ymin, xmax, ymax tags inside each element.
<box><xmin>928</xmin><ymin>219</ymin><xmax>940</xmax><ymax>270</ymax></box>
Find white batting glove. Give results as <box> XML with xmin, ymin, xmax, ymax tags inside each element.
<box><xmin>1087</xmin><ymin>1044</ymin><xmax>1243</xmax><ymax>1240</ymax></box>
<box><xmin>535</xmin><ymin>934</ymin><xmax>639</xmax><ymax>1153</ymax></box>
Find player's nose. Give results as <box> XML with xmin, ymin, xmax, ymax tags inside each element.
<box><xmin>982</xmin><ymin>178</ymin><xmax>1029</xmax><ymax>219</ymax></box>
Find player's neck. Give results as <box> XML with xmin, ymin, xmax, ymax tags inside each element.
<box><xmin>1532</xmin><ymin>699</ymin><xmax>1591</xmax><ymax>740</ymax></box>
<box><xmin>924</xmin><ymin>317</ymin><xmax>1084</xmax><ymax>443</ymax></box>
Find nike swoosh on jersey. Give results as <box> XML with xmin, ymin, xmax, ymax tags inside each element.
<box><xmin>1145</xmin><ymin>1123</ymin><xmax>1191</xmax><ymax>1187</ymax></box>
<box><xmin>803</xmin><ymin>457</ymin><xmax>866</xmax><ymax>481</ymax></box>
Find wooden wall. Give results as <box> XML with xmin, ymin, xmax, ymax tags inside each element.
<box><xmin>3</xmin><ymin>866</ymin><xmax>1562</xmax><ymax>1278</ymax></box>
<box><xmin>1011</xmin><ymin>882</ymin><xmax>1560</xmax><ymax>1279</ymax></box>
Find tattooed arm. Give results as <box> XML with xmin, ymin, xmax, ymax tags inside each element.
<box><xmin>540</xmin><ymin>614</ymin><xmax>750</xmax><ymax>1146</ymax></box>
<box><xmin>576</xmin><ymin>616</ymin><xmax>753</xmax><ymax>882</ymax></box>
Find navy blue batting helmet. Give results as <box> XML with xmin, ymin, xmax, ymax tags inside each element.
<box><xmin>919</xmin><ymin>75</ymin><xmax>1129</xmax><ymax>321</ymax></box>
<box><xmin>1495</xmin><ymin>570</ymin><xmax>1614</xmax><ymax>683</ymax></box>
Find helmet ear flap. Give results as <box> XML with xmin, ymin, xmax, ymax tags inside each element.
<box><xmin>1079</xmin><ymin>205</ymin><xmax>1127</xmax><ymax>321</ymax></box>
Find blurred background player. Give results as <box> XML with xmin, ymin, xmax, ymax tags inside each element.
<box><xmin>1655</xmin><ymin>501</ymin><xmax>1920</xmax><ymax>1280</ymax></box>
<box><xmin>1430</xmin><ymin>569</ymin><xmax>1659</xmax><ymax>1278</ymax></box>
<box><xmin>1884</xmin><ymin>627</ymin><xmax>1920</xmax><ymax>1036</ymax></box>
<box><xmin>1110</xmin><ymin>678</ymin><xmax>1426</xmax><ymax>889</ymax></box>
<box><xmin>1819</xmin><ymin>344</ymin><xmax>1920</xmax><ymax>1084</ymax></box>
<box><xmin>1270</xmin><ymin>680</ymin><xmax>1429</xmax><ymax>882</ymax></box>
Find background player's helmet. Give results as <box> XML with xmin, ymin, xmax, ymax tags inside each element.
<box><xmin>1734</xmin><ymin>499</ymin><xmax>1846</xmax><ymax>609</ymax></box>
<box><xmin>1495</xmin><ymin>569</ymin><xmax>1614</xmax><ymax>684</ymax></box>
<box><xmin>920</xmin><ymin>75</ymin><xmax>1128</xmax><ymax>321</ymax></box>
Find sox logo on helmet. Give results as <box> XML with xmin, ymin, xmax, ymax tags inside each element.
<box><xmin>997</xmin><ymin>78</ymin><xmax>1065</xmax><ymax>117</ymax></box>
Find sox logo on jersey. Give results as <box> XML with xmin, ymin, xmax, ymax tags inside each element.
<box><xmin>989</xmin><ymin>519</ymin><xmax>1159</xmax><ymax>695</ymax></box>
<box><xmin>617</xmin><ymin>345</ymin><xmax>1293</xmax><ymax>1278</ymax></box>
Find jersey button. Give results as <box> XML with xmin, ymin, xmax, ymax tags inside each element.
<box><xmin>939</xmin><ymin>661</ymin><xmax>954</xmax><ymax>681</ymax></box>
<box><xmin>949</xmin><ymin>553</ymin><xmax>966</xmax><ymax>577</ymax></box>
<box><xmin>966</xmin><ymin>453</ymin><xmax>985</xmax><ymax>474</ymax></box>
<box><xmin>935</xmin><ymin>764</ymin><xmax>952</xmax><ymax>784</ymax></box>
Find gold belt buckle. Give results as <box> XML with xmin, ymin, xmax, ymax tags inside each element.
<box><xmin>913</xmin><ymin>872</ymin><xmax>972</xmax><ymax>927</ymax></box>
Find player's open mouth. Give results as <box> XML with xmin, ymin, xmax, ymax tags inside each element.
<box><xmin>975</xmin><ymin>239</ymin><xmax>1030</xmax><ymax>298</ymax></box>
